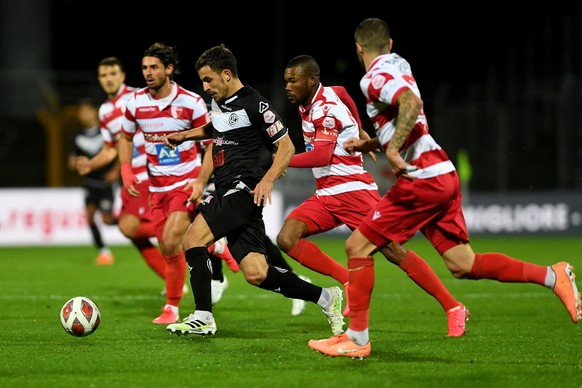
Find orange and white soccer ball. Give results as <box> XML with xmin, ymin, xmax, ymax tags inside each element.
<box><xmin>60</xmin><ymin>296</ymin><xmax>101</xmax><ymax>337</ymax></box>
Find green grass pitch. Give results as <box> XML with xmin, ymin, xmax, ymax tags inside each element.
<box><xmin>0</xmin><ymin>235</ymin><xmax>581</xmax><ymax>387</ymax></box>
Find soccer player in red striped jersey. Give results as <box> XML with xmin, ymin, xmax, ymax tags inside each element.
<box><xmin>117</xmin><ymin>43</ymin><xmax>213</xmax><ymax>325</ymax></box>
<box><xmin>308</xmin><ymin>18</ymin><xmax>581</xmax><ymax>360</ymax></box>
<box><xmin>279</xmin><ymin>55</ymin><xmax>466</xmax><ymax>333</ymax></box>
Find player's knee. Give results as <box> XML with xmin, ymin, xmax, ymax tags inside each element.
<box><xmin>276</xmin><ymin>232</ymin><xmax>295</xmax><ymax>253</ymax></box>
<box><xmin>345</xmin><ymin>235</ymin><xmax>368</xmax><ymax>258</ymax></box>
<box><xmin>240</xmin><ymin>254</ymin><xmax>268</xmax><ymax>285</ymax></box>
<box><xmin>117</xmin><ymin>220</ymin><xmax>135</xmax><ymax>239</ymax></box>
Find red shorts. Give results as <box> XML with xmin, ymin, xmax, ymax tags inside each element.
<box><xmin>120</xmin><ymin>183</ymin><xmax>152</xmax><ymax>222</ymax></box>
<box><xmin>150</xmin><ymin>188</ymin><xmax>196</xmax><ymax>241</ymax></box>
<box><xmin>286</xmin><ymin>190</ymin><xmax>381</xmax><ymax>235</ymax></box>
<box><xmin>358</xmin><ymin>171</ymin><xmax>469</xmax><ymax>255</ymax></box>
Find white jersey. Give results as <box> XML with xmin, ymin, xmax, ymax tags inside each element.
<box><xmin>99</xmin><ymin>84</ymin><xmax>148</xmax><ymax>182</ymax></box>
<box><xmin>122</xmin><ymin>81</ymin><xmax>210</xmax><ymax>192</ymax></box>
<box><xmin>299</xmin><ymin>84</ymin><xmax>377</xmax><ymax>196</ymax></box>
<box><xmin>361</xmin><ymin>53</ymin><xmax>455</xmax><ymax>179</ymax></box>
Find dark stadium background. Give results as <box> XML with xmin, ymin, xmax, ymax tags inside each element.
<box><xmin>1</xmin><ymin>1</ymin><xmax>580</xmax><ymax>191</ymax></box>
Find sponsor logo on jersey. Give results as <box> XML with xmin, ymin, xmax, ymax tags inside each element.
<box><xmin>266</xmin><ymin>120</ymin><xmax>284</xmax><ymax>137</ymax></box>
<box><xmin>258</xmin><ymin>101</ymin><xmax>269</xmax><ymax>114</ymax></box>
<box><xmin>171</xmin><ymin>106</ymin><xmax>183</xmax><ymax>119</ymax></box>
<box><xmin>144</xmin><ymin>133</ymin><xmax>167</xmax><ymax>142</ymax></box>
<box><xmin>228</xmin><ymin>113</ymin><xmax>238</xmax><ymax>125</ymax></box>
<box><xmin>155</xmin><ymin>144</ymin><xmax>181</xmax><ymax>165</ymax></box>
<box><xmin>138</xmin><ymin>107</ymin><xmax>157</xmax><ymax>112</ymax></box>
<box><xmin>214</xmin><ymin>137</ymin><xmax>238</xmax><ymax>146</ymax></box>
<box><xmin>263</xmin><ymin>109</ymin><xmax>276</xmax><ymax>124</ymax></box>
<box><xmin>372</xmin><ymin>210</ymin><xmax>381</xmax><ymax>221</ymax></box>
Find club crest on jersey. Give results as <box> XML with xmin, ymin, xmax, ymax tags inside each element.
<box><xmin>258</xmin><ymin>101</ymin><xmax>269</xmax><ymax>114</ymax></box>
<box><xmin>263</xmin><ymin>109</ymin><xmax>275</xmax><ymax>124</ymax></box>
<box><xmin>371</xmin><ymin>74</ymin><xmax>386</xmax><ymax>90</ymax></box>
<box><xmin>171</xmin><ymin>106</ymin><xmax>183</xmax><ymax>119</ymax></box>
<box><xmin>229</xmin><ymin>113</ymin><xmax>238</xmax><ymax>125</ymax></box>
<box><xmin>322</xmin><ymin>117</ymin><xmax>335</xmax><ymax>129</ymax></box>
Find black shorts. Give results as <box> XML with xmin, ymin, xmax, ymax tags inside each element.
<box><xmin>83</xmin><ymin>185</ymin><xmax>115</xmax><ymax>213</ymax></box>
<box><xmin>196</xmin><ymin>181</ymin><xmax>266</xmax><ymax>263</ymax></box>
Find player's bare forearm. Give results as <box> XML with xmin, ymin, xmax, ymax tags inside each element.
<box><xmin>117</xmin><ymin>134</ymin><xmax>134</xmax><ymax>165</ymax></box>
<box><xmin>388</xmin><ymin>90</ymin><xmax>422</xmax><ymax>151</ymax></box>
<box><xmin>345</xmin><ymin>137</ymin><xmax>380</xmax><ymax>154</ymax></box>
<box><xmin>253</xmin><ymin>135</ymin><xmax>294</xmax><ymax>206</ymax></box>
<box><xmin>196</xmin><ymin>143</ymin><xmax>215</xmax><ymax>188</ymax></box>
<box><xmin>86</xmin><ymin>145</ymin><xmax>117</xmax><ymax>173</ymax></box>
<box><xmin>166</xmin><ymin>123</ymin><xmax>213</xmax><ymax>149</ymax></box>
<box><xmin>266</xmin><ymin>135</ymin><xmax>294</xmax><ymax>183</ymax></box>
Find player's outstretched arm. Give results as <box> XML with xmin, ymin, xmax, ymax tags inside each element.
<box><xmin>165</xmin><ymin>122</ymin><xmax>213</xmax><ymax>150</ymax></box>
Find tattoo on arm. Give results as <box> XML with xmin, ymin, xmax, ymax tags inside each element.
<box><xmin>388</xmin><ymin>90</ymin><xmax>422</xmax><ymax>151</ymax></box>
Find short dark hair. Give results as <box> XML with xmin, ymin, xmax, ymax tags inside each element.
<box><xmin>195</xmin><ymin>44</ymin><xmax>238</xmax><ymax>78</ymax></box>
<box><xmin>144</xmin><ymin>42</ymin><xmax>181</xmax><ymax>77</ymax></box>
<box><xmin>355</xmin><ymin>18</ymin><xmax>391</xmax><ymax>51</ymax></box>
<box><xmin>286</xmin><ymin>55</ymin><xmax>320</xmax><ymax>78</ymax></box>
<box><xmin>98</xmin><ymin>56</ymin><xmax>124</xmax><ymax>72</ymax></box>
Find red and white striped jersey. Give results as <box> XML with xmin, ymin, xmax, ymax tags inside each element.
<box><xmin>361</xmin><ymin>53</ymin><xmax>455</xmax><ymax>179</ymax></box>
<box><xmin>122</xmin><ymin>82</ymin><xmax>210</xmax><ymax>192</ymax></box>
<box><xmin>299</xmin><ymin>84</ymin><xmax>377</xmax><ymax>196</ymax></box>
<box><xmin>98</xmin><ymin>84</ymin><xmax>148</xmax><ymax>182</ymax></box>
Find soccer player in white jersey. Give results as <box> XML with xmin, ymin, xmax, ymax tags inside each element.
<box><xmin>76</xmin><ymin>57</ymin><xmax>169</xmax><ymax>282</ymax></box>
<box><xmin>117</xmin><ymin>43</ymin><xmax>213</xmax><ymax>325</ymax></box>
<box><xmin>308</xmin><ymin>17</ymin><xmax>581</xmax><ymax>360</ymax></box>
<box><xmin>279</xmin><ymin>54</ymin><xmax>468</xmax><ymax>334</ymax></box>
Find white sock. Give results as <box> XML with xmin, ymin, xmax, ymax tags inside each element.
<box><xmin>213</xmin><ymin>238</ymin><xmax>226</xmax><ymax>255</ymax></box>
<box><xmin>193</xmin><ymin>310</ymin><xmax>213</xmax><ymax>322</ymax></box>
<box><xmin>165</xmin><ymin>304</ymin><xmax>179</xmax><ymax>314</ymax></box>
<box><xmin>544</xmin><ymin>266</ymin><xmax>556</xmax><ymax>289</ymax></box>
<box><xmin>317</xmin><ymin>288</ymin><xmax>332</xmax><ymax>309</ymax></box>
<box><xmin>347</xmin><ymin>328</ymin><xmax>369</xmax><ymax>346</ymax></box>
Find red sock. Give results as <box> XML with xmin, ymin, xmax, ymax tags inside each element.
<box><xmin>164</xmin><ymin>252</ymin><xmax>186</xmax><ymax>306</ymax></box>
<box><xmin>133</xmin><ymin>222</ymin><xmax>156</xmax><ymax>239</ymax></box>
<box><xmin>400</xmin><ymin>250</ymin><xmax>459</xmax><ymax>312</ymax></box>
<box><xmin>132</xmin><ymin>238</ymin><xmax>166</xmax><ymax>279</ymax></box>
<box><xmin>347</xmin><ymin>257</ymin><xmax>374</xmax><ymax>331</ymax></box>
<box><xmin>470</xmin><ymin>253</ymin><xmax>547</xmax><ymax>284</ymax></box>
<box><xmin>288</xmin><ymin>239</ymin><xmax>348</xmax><ymax>284</ymax></box>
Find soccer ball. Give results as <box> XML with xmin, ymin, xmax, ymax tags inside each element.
<box><xmin>60</xmin><ymin>296</ymin><xmax>101</xmax><ymax>337</ymax></box>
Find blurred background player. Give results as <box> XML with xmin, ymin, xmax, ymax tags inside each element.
<box><xmin>76</xmin><ymin>57</ymin><xmax>170</xmax><ymax>294</ymax></box>
<box><xmin>68</xmin><ymin>98</ymin><xmax>118</xmax><ymax>265</ymax></box>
